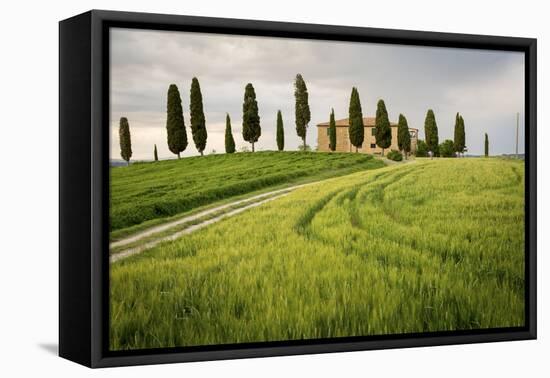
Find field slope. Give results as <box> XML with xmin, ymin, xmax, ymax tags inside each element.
<box><xmin>110</xmin><ymin>159</ymin><xmax>525</xmax><ymax>350</ymax></box>
<box><xmin>110</xmin><ymin>151</ymin><xmax>383</xmax><ymax>234</ymax></box>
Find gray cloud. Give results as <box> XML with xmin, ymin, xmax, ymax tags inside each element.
<box><xmin>110</xmin><ymin>28</ymin><xmax>525</xmax><ymax>160</ymax></box>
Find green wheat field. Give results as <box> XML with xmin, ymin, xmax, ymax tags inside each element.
<box><xmin>109</xmin><ymin>156</ymin><xmax>525</xmax><ymax>350</ymax></box>
<box><xmin>110</xmin><ymin>151</ymin><xmax>383</xmax><ymax>239</ymax></box>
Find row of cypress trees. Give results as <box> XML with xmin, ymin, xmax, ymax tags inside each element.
<box><xmin>118</xmin><ymin>75</ymin><xmax>472</xmax><ymax>164</ymax></box>
<box><xmin>328</xmin><ymin>88</ymin><xmax>410</xmax><ymax>158</ymax></box>
<box><xmin>422</xmin><ymin>110</ymin><xmax>467</xmax><ymax>158</ymax></box>
<box><xmin>416</xmin><ymin>110</ymin><xmax>498</xmax><ymax>159</ymax></box>
<box><xmin>166</xmin><ymin>78</ymin><xmax>207</xmax><ymax>158</ymax></box>
<box><xmin>424</xmin><ymin>111</ymin><xmax>467</xmax><ymax>158</ymax></box>
<box><xmin>118</xmin><ymin>107</ymin><xmax>475</xmax><ymax>164</ymax></box>
<box><xmin>328</xmin><ymin>93</ymin><xmax>467</xmax><ymax>160</ymax></box>
<box><xmin>119</xmin><ymin>80</ymin><xmax>409</xmax><ymax>163</ymax></box>
<box><xmin>165</xmin><ymin>75</ymin><xmax>309</xmax><ymax>157</ymax></box>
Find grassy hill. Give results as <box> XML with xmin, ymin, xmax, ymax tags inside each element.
<box><xmin>110</xmin><ymin>158</ymin><xmax>525</xmax><ymax>350</ymax></box>
<box><xmin>110</xmin><ymin>151</ymin><xmax>384</xmax><ymax>234</ymax></box>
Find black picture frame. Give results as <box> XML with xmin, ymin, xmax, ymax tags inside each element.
<box><xmin>59</xmin><ymin>9</ymin><xmax>537</xmax><ymax>368</ymax></box>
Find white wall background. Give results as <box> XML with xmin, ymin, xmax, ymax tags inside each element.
<box><xmin>0</xmin><ymin>0</ymin><xmax>547</xmax><ymax>376</ymax></box>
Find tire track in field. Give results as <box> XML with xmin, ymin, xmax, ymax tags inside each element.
<box><xmin>111</xmin><ymin>185</ymin><xmax>309</xmax><ymax>250</ymax></box>
<box><xmin>338</xmin><ymin>162</ymin><xmax>509</xmax><ymax>266</ymax></box>
<box><xmin>293</xmin><ymin>188</ymin><xmax>345</xmax><ymax>239</ymax></box>
<box><xmin>110</xmin><ymin>184</ymin><xmax>309</xmax><ymax>263</ymax></box>
<box><xmin>111</xmin><ymin>163</ymin><xmax>414</xmax><ymax>263</ymax></box>
<box><xmin>299</xmin><ymin>164</ymin><xmax>453</xmax><ymax>265</ymax></box>
<box><xmin>292</xmin><ymin>171</ymin><xmax>392</xmax><ymax>236</ymax></box>
<box><xmin>294</xmin><ymin>166</ymin><xmax>419</xmax><ymax>256</ymax></box>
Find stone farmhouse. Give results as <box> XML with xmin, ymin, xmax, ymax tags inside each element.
<box><xmin>317</xmin><ymin>117</ymin><xmax>418</xmax><ymax>154</ymax></box>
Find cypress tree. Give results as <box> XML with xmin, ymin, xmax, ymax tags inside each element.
<box><xmin>294</xmin><ymin>74</ymin><xmax>311</xmax><ymax>150</ymax></box>
<box><xmin>328</xmin><ymin>108</ymin><xmax>337</xmax><ymax>152</ymax></box>
<box><xmin>453</xmin><ymin>113</ymin><xmax>460</xmax><ymax>156</ymax></box>
<box><xmin>154</xmin><ymin>144</ymin><xmax>158</xmax><ymax>161</ymax></box>
<box><xmin>166</xmin><ymin>84</ymin><xmax>188</xmax><ymax>159</ymax></box>
<box><xmin>190</xmin><ymin>77</ymin><xmax>207</xmax><ymax>156</ymax></box>
<box><xmin>375</xmin><ymin>99</ymin><xmax>392</xmax><ymax>156</ymax></box>
<box><xmin>225</xmin><ymin>114</ymin><xmax>236</xmax><ymax>154</ymax></box>
<box><xmin>276</xmin><ymin>110</ymin><xmax>284</xmax><ymax>151</ymax></box>
<box><xmin>485</xmin><ymin>133</ymin><xmax>489</xmax><ymax>157</ymax></box>
<box><xmin>242</xmin><ymin>83</ymin><xmax>261</xmax><ymax>152</ymax></box>
<box><xmin>424</xmin><ymin>109</ymin><xmax>439</xmax><ymax>158</ymax></box>
<box><xmin>453</xmin><ymin>113</ymin><xmax>466</xmax><ymax>157</ymax></box>
<box><xmin>459</xmin><ymin>115</ymin><xmax>466</xmax><ymax>156</ymax></box>
<box><xmin>397</xmin><ymin>113</ymin><xmax>411</xmax><ymax>159</ymax></box>
<box><xmin>119</xmin><ymin>117</ymin><xmax>132</xmax><ymax>166</ymax></box>
<box><xmin>348</xmin><ymin>87</ymin><xmax>364</xmax><ymax>152</ymax></box>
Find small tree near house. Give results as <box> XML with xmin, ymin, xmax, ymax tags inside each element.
<box><xmin>328</xmin><ymin>108</ymin><xmax>337</xmax><ymax>151</ymax></box>
<box><xmin>375</xmin><ymin>99</ymin><xmax>392</xmax><ymax>156</ymax></box>
<box><xmin>294</xmin><ymin>74</ymin><xmax>311</xmax><ymax>150</ymax></box>
<box><xmin>439</xmin><ymin>139</ymin><xmax>455</xmax><ymax>157</ymax></box>
<box><xmin>348</xmin><ymin>87</ymin><xmax>364</xmax><ymax>152</ymax></box>
<box><xmin>485</xmin><ymin>133</ymin><xmax>489</xmax><ymax>157</ymax></box>
<box><xmin>397</xmin><ymin>113</ymin><xmax>411</xmax><ymax>159</ymax></box>
<box><xmin>153</xmin><ymin>144</ymin><xmax>158</xmax><ymax>161</ymax></box>
<box><xmin>416</xmin><ymin>140</ymin><xmax>428</xmax><ymax>157</ymax></box>
<box><xmin>424</xmin><ymin>109</ymin><xmax>439</xmax><ymax>159</ymax></box>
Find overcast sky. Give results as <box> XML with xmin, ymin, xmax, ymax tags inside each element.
<box><xmin>110</xmin><ymin>28</ymin><xmax>525</xmax><ymax>160</ymax></box>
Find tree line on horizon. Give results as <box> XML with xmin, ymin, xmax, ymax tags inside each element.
<box><xmin>343</xmin><ymin>89</ymin><xmax>399</xmax><ymax>157</ymax></box>
<box><xmin>415</xmin><ymin>110</ymin><xmax>471</xmax><ymax>159</ymax></box>
<box><xmin>117</xmin><ymin>74</ymin><xmax>489</xmax><ymax>164</ymax></box>
<box><xmin>327</xmin><ymin>89</ymin><xmax>467</xmax><ymax>160</ymax></box>
<box><xmin>118</xmin><ymin>74</ymin><xmax>310</xmax><ymax>163</ymax></box>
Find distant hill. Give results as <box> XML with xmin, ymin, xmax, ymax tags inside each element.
<box><xmin>110</xmin><ymin>160</ymin><xmax>128</xmax><ymax>167</ymax></box>
<box><xmin>110</xmin><ymin>159</ymin><xmax>154</xmax><ymax>167</ymax></box>
<box><xmin>500</xmin><ymin>154</ymin><xmax>525</xmax><ymax>159</ymax></box>
<box><xmin>463</xmin><ymin>154</ymin><xmax>525</xmax><ymax>159</ymax></box>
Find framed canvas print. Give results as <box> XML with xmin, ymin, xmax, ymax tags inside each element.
<box><xmin>59</xmin><ymin>10</ymin><xmax>537</xmax><ymax>368</ymax></box>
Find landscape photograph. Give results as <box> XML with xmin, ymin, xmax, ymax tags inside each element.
<box><xmin>108</xmin><ymin>28</ymin><xmax>526</xmax><ymax>351</ymax></box>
